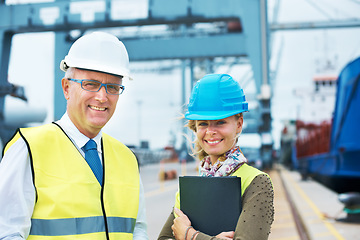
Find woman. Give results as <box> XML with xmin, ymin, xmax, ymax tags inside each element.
<box><xmin>158</xmin><ymin>74</ymin><xmax>274</xmax><ymax>240</ymax></box>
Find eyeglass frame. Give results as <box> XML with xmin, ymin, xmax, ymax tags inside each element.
<box><xmin>67</xmin><ymin>78</ymin><xmax>125</xmax><ymax>95</ymax></box>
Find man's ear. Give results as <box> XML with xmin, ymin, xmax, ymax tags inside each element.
<box><xmin>62</xmin><ymin>78</ymin><xmax>70</xmax><ymax>100</ymax></box>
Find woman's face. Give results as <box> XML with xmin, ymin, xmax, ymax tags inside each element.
<box><xmin>195</xmin><ymin>115</ymin><xmax>243</xmax><ymax>164</ymax></box>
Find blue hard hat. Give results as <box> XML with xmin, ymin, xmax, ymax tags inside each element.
<box><xmin>185</xmin><ymin>74</ymin><xmax>248</xmax><ymax>120</ymax></box>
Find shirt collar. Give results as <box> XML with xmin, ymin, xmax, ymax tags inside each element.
<box><xmin>56</xmin><ymin>112</ymin><xmax>103</xmax><ymax>153</ymax></box>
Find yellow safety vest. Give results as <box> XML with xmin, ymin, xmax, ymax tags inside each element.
<box><xmin>4</xmin><ymin>123</ymin><xmax>139</xmax><ymax>240</ymax></box>
<box><xmin>174</xmin><ymin>163</ymin><xmax>268</xmax><ymax>211</ymax></box>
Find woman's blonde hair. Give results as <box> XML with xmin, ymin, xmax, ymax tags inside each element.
<box><xmin>186</xmin><ymin>113</ymin><xmax>243</xmax><ymax>160</ymax></box>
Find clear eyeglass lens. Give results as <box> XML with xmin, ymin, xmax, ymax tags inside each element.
<box><xmin>82</xmin><ymin>80</ymin><xmax>101</xmax><ymax>91</ymax></box>
<box><xmin>107</xmin><ymin>84</ymin><xmax>121</xmax><ymax>94</ymax></box>
<box><xmin>81</xmin><ymin>80</ymin><xmax>122</xmax><ymax>95</ymax></box>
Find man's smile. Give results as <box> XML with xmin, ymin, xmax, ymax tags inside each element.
<box><xmin>89</xmin><ymin>105</ymin><xmax>106</xmax><ymax>111</ymax></box>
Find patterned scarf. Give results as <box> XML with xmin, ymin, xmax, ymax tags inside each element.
<box><xmin>199</xmin><ymin>146</ymin><xmax>248</xmax><ymax>177</ymax></box>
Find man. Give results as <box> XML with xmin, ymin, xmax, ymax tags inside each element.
<box><xmin>0</xmin><ymin>32</ymin><xmax>148</xmax><ymax>239</ymax></box>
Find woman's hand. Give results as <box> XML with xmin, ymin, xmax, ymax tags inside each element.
<box><xmin>171</xmin><ymin>208</ymin><xmax>233</xmax><ymax>240</ymax></box>
<box><xmin>171</xmin><ymin>208</ymin><xmax>192</xmax><ymax>240</ymax></box>
<box><xmin>216</xmin><ymin>231</ymin><xmax>235</xmax><ymax>239</ymax></box>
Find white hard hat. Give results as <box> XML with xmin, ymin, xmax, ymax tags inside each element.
<box><xmin>60</xmin><ymin>31</ymin><xmax>132</xmax><ymax>79</ymax></box>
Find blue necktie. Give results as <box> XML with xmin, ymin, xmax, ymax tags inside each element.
<box><xmin>82</xmin><ymin>139</ymin><xmax>103</xmax><ymax>185</ymax></box>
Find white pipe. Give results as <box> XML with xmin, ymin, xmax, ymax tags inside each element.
<box><xmin>4</xmin><ymin>100</ymin><xmax>47</xmax><ymax>127</ymax></box>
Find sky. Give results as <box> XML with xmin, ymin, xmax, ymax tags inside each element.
<box><xmin>4</xmin><ymin>0</ymin><xmax>360</xmax><ymax>150</ymax></box>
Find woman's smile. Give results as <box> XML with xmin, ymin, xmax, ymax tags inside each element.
<box><xmin>205</xmin><ymin>139</ymin><xmax>223</xmax><ymax>145</ymax></box>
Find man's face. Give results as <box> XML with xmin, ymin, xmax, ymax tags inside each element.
<box><xmin>62</xmin><ymin>69</ymin><xmax>122</xmax><ymax>138</ymax></box>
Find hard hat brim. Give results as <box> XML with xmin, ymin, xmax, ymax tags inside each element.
<box><xmin>60</xmin><ymin>60</ymin><xmax>133</xmax><ymax>80</ymax></box>
<box><xmin>185</xmin><ymin>110</ymin><xmax>248</xmax><ymax>120</ymax></box>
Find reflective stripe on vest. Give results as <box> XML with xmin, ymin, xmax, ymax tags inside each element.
<box><xmin>5</xmin><ymin>124</ymin><xmax>139</xmax><ymax>239</ymax></box>
<box><xmin>30</xmin><ymin>216</ymin><xmax>136</xmax><ymax>236</ymax></box>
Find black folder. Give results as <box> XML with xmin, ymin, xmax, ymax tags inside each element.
<box><xmin>179</xmin><ymin>176</ymin><xmax>242</xmax><ymax>236</ymax></box>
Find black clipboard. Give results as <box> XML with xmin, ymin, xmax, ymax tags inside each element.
<box><xmin>179</xmin><ymin>176</ymin><xmax>242</xmax><ymax>236</ymax></box>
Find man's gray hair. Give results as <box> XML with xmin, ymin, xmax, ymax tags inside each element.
<box><xmin>64</xmin><ymin>67</ymin><xmax>76</xmax><ymax>79</ymax></box>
